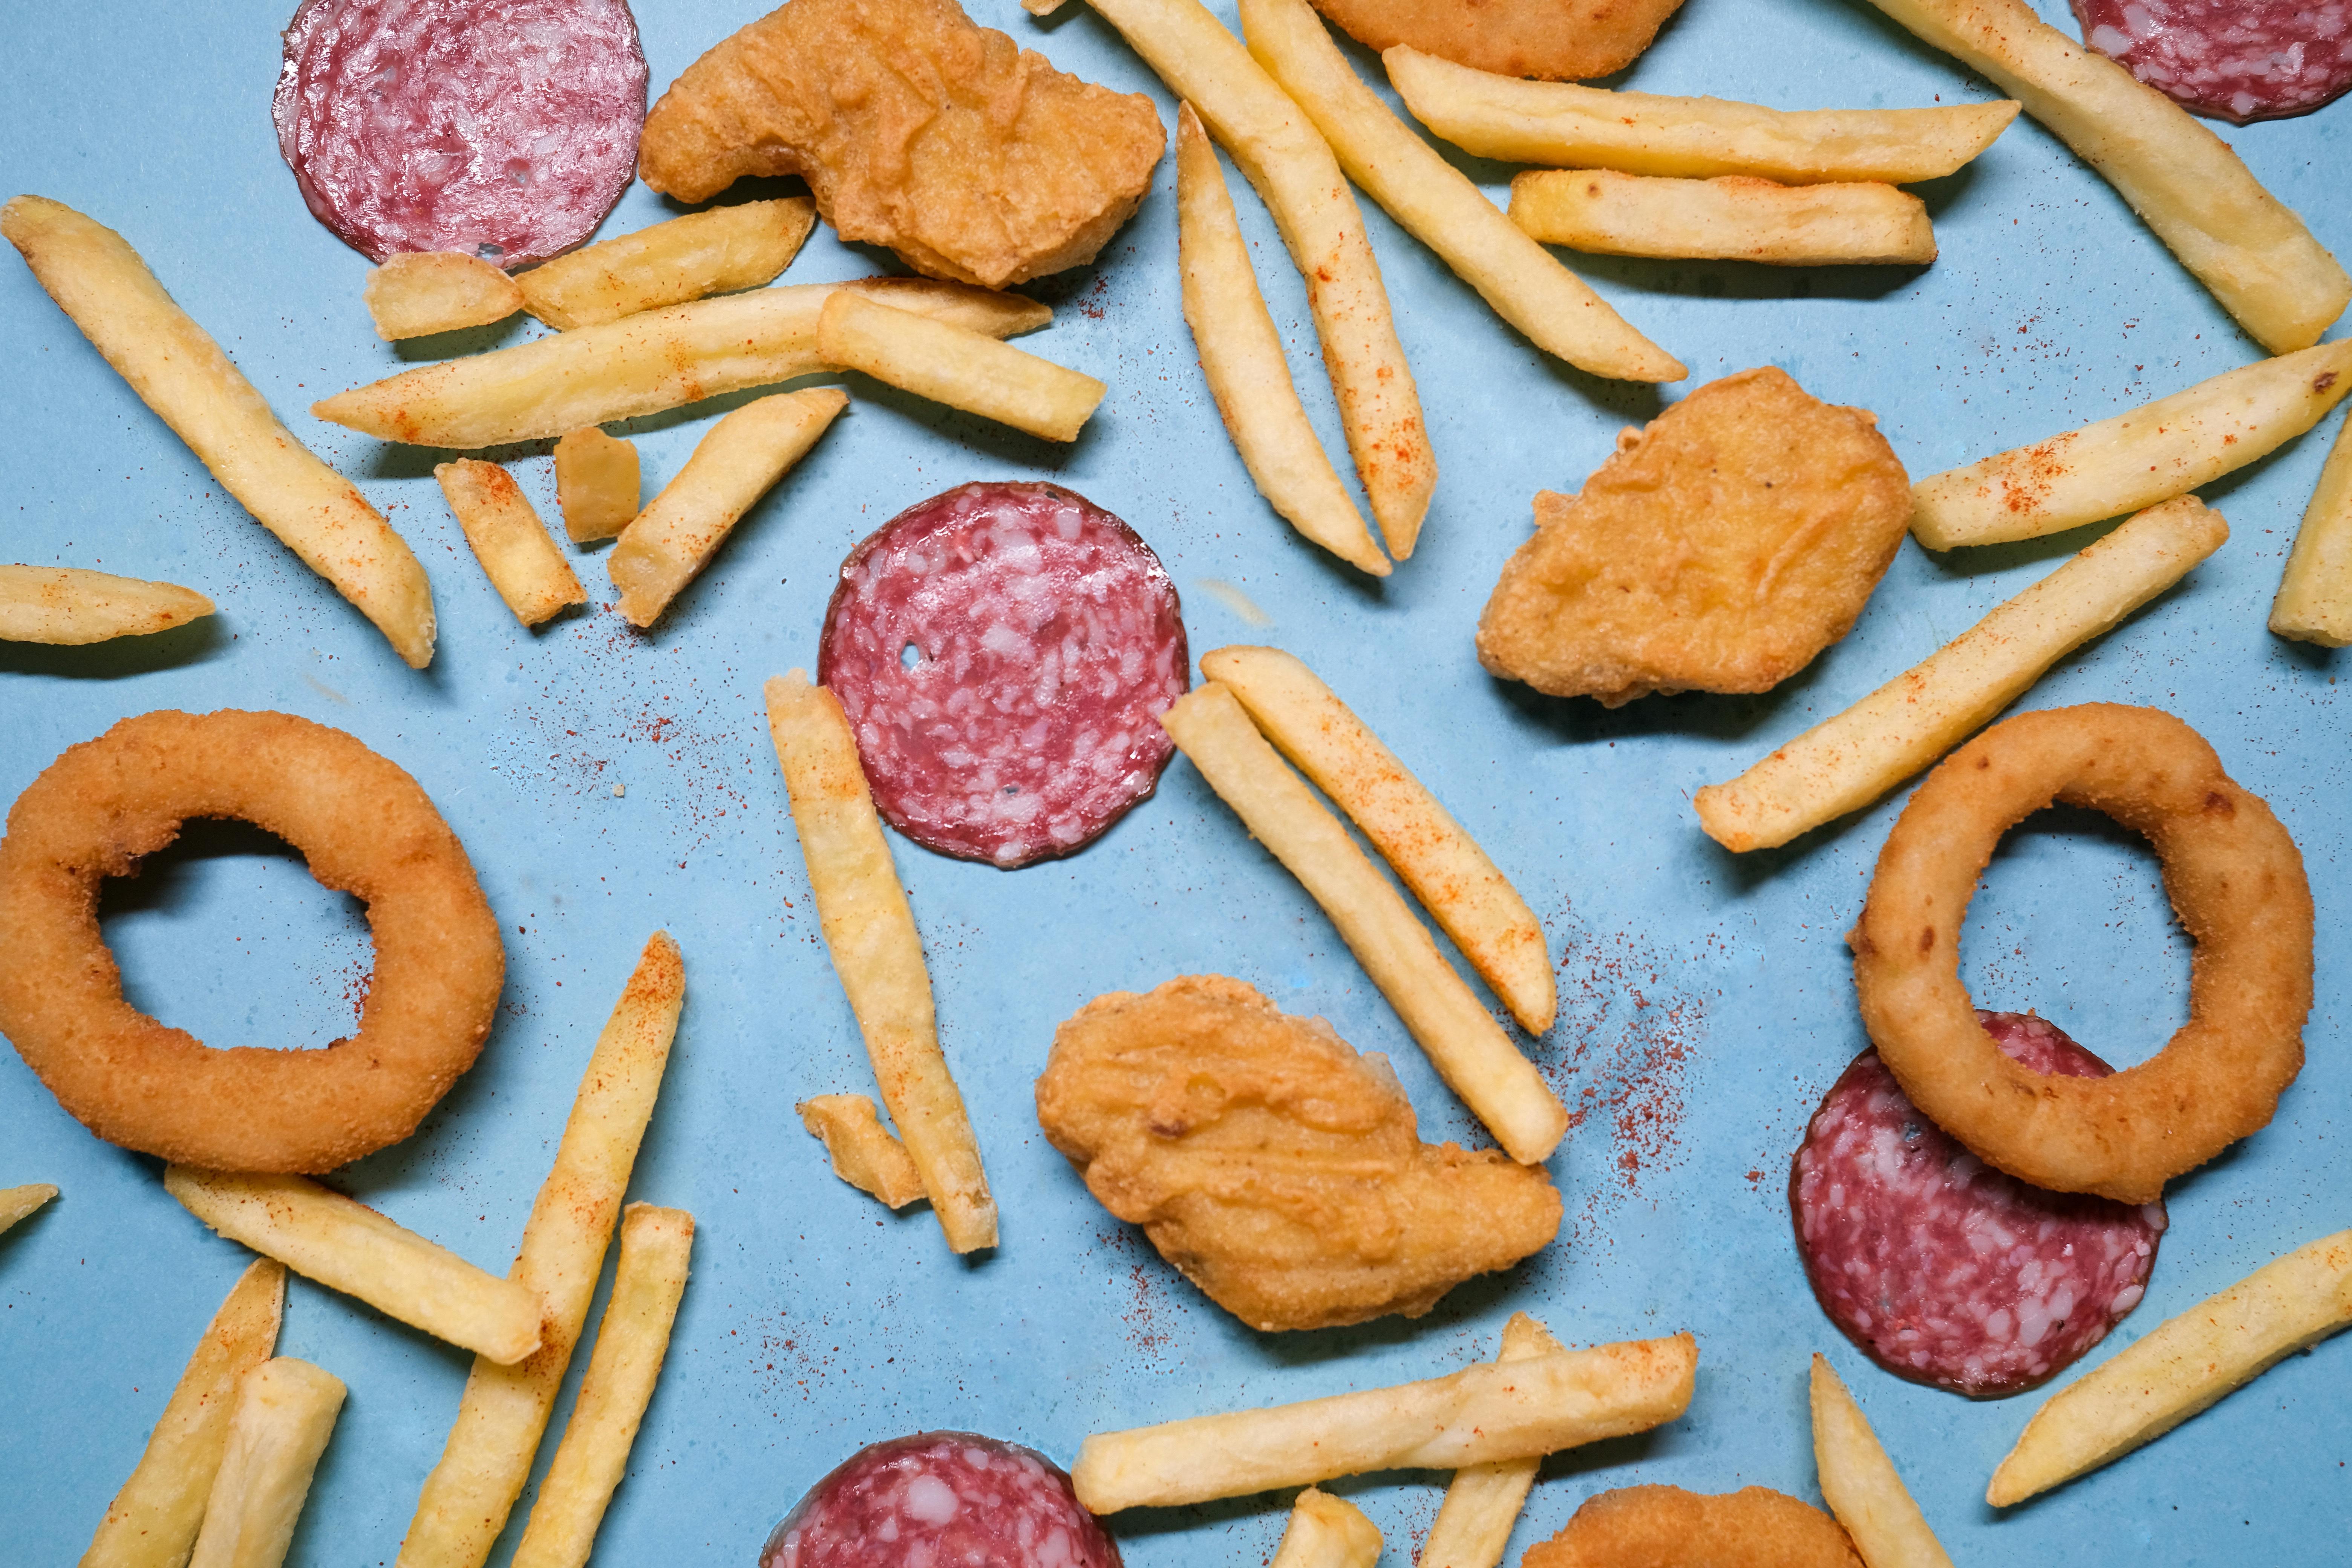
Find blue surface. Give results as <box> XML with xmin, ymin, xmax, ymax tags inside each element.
<box><xmin>1</xmin><ymin>0</ymin><xmax>2346</xmax><ymax>1562</ymax></box>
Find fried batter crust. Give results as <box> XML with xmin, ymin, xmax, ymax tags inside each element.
<box><xmin>638</xmin><ymin>0</ymin><xmax>1164</xmax><ymax>288</ymax></box>
<box><xmin>1476</xmin><ymin>367</ymin><xmax>1909</xmax><ymax>707</ymax></box>
<box><xmin>1525</xmin><ymin>1486</ymin><xmax>1864</xmax><ymax>1568</ymax></box>
<box><xmin>1311</xmin><ymin>0</ymin><xmax>1687</xmax><ymax>81</ymax></box>
<box><xmin>1035</xmin><ymin>975</ymin><xmax>1560</xmax><ymax>1331</ymax></box>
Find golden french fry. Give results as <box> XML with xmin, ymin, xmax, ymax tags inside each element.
<box><xmin>609</xmin><ymin>389</ymin><xmax>847</xmax><ymax>628</ymax></box>
<box><xmin>1694</xmin><ymin>495</ymin><xmax>2229</xmax><ymax>852</ymax></box>
<box><xmin>314</xmin><ymin>278</ymin><xmax>1048</xmax><ymax>450</ymax></box>
<box><xmin>1274</xmin><ymin>1490</ymin><xmax>1381</xmax><ymax>1568</ymax></box>
<box><xmin>765</xmin><ymin>672</ymin><xmax>998</xmax><ymax>1253</ymax></box>
<box><xmin>4</xmin><ymin>195</ymin><xmax>436</xmax><ymax>667</ymax></box>
<box><xmin>364</xmin><ymin>253</ymin><xmax>524</xmax><ymax>340</ymax></box>
<box><xmin>1083</xmin><ymin>0</ymin><xmax>1436</xmax><ymax>556</ymax></box>
<box><xmin>1811</xmin><ymin>1355</ymin><xmax>1953</xmax><ymax>1568</ymax></box>
<box><xmin>1991</xmin><ymin>1228</ymin><xmax>2352</xmax><ymax>1506</ymax></box>
<box><xmin>818</xmin><ymin>291</ymin><xmax>1104</xmax><ymax>442</ymax></box>
<box><xmin>2271</xmin><ymin>409</ymin><xmax>2352</xmax><ymax>646</ymax></box>
<box><xmin>398</xmin><ymin>933</ymin><xmax>685</xmax><ymax>1568</ymax></box>
<box><xmin>1385</xmin><ymin>47</ymin><xmax>2019</xmax><ymax>184</ymax></box>
<box><xmin>1855</xmin><ymin>0</ymin><xmax>2348</xmax><ymax>352</ymax></box>
<box><xmin>1159</xmin><ymin>682</ymin><xmax>1568</xmax><ymax>1162</ymax></box>
<box><xmin>435</xmin><ymin>459</ymin><xmax>586</xmax><ymax>627</ymax></box>
<box><xmin>0</xmin><ymin>1181</ymin><xmax>57</xmax><ymax>1233</ymax></box>
<box><xmin>1242</xmin><ymin>0</ymin><xmax>1681</xmax><ymax>382</ymax></box>
<box><xmin>509</xmin><ymin>1205</ymin><xmax>695</xmax><ymax>1568</ymax></box>
<box><xmin>1511</xmin><ymin>170</ymin><xmax>1934</xmax><ymax>266</ymax></box>
<box><xmin>1072</xmin><ymin>1332</ymin><xmax>1698</xmax><ymax>1511</ymax></box>
<box><xmin>518</xmin><ymin>198</ymin><xmax>816</xmax><ymax>330</ymax></box>
<box><xmin>164</xmin><ymin>1167</ymin><xmax>543</xmax><ymax>1366</ymax></box>
<box><xmin>83</xmin><ymin>1259</ymin><xmax>285</xmax><ymax>1568</ymax></box>
<box><xmin>1913</xmin><ymin>340</ymin><xmax>2352</xmax><ymax>548</ymax></box>
<box><xmin>0</xmin><ymin>566</ymin><xmax>211</xmax><ymax>645</ymax></box>
<box><xmin>553</xmin><ymin>428</ymin><xmax>643</xmax><ymax>544</ymax></box>
<box><xmin>1175</xmin><ymin>106</ymin><xmax>1386</xmax><ymax>577</ymax></box>
<box><xmin>1421</xmin><ymin>1313</ymin><xmax>1563</xmax><ymax>1568</ymax></box>
<box><xmin>798</xmin><ymin>1094</ymin><xmax>928</xmax><ymax>1210</ymax></box>
<box><xmin>187</xmin><ymin>1358</ymin><xmax>346</xmax><ymax>1568</ymax></box>
<box><xmin>1202</xmin><ymin>645</ymin><xmax>1554</xmax><ymax>1033</ymax></box>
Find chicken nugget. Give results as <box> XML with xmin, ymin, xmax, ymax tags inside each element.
<box><xmin>1477</xmin><ymin>367</ymin><xmax>1909</xmax><ymax>707</ymax></box>
<box><xmin>1036</xmin><ymin>975</ymin><xmax>1560</xmax><ymax>1332</ymax></box>
<box><xmin>1526</xmin><ymin>1486</ymin><xmax>1863</xmax><ymax>1568</ymax></box>
<box><xmin>1314</xmin><ymin>0</ymin><xmax>1687</xmax><ymax>81</ymax></box>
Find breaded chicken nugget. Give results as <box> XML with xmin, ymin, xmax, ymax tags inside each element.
<box><xmin>1036</xmin><ymin>975</ymin><xmax>1560</xmax><ymax>1331</ymax></box>
<box><xmin>1477</xmin><ymin>367</ymin><xmax>1909</xmax><ymax>707</ymax></box>
<box><xmin>1525</xmin><ymin>1486</ymin><xmax>1863</xmax><ymax>1568</ymax></box>
<box><xmin>1314</xmin><ymin>0</ymin><xmax>1688</xmax><ymax>81</ymax></box>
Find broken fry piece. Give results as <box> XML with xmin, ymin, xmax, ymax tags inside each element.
<box><xmin>2271</xmin><ymin>409</ymin><xmax>2352</xmax><ymax>646</ymax></box>
<box><xmin>0</xmin><ymin>567</ymin><xmax>211</xmax><ymax>645</ymax></box>
<box><xmin>553</xmin><ymin>428</ymin><xmax>643</xmax><ymax>544</ymax></box>
<box><xmin>0</xmin><ymin>1181</ymin><xmax>57</xmax><ymax>1233</ymax></box>
<box><xmin>799</xmin><ymin>1094</ymin><xmax>927</xmax><ymax>1210</ymax></box>
<box><xmin>187</xmin><ymin>1358</ymin><xmax>346</xmax><ymax>1568</ymax></box>
<box><xmin>1273</xmin><ymin>1491</ymin><xmax>1382</xmax><ymax>1568</ymax></box>
<box><xmin>1421</xmin><ymin>1313</ymin><xmax>1564</xmax><ymax>1568</ymax></box>
<box><xmin>1811</xmin><ymin>1355</ymin><xmax>1954</xmax><ymax>1568</ymax></box>
<box><xmin>435</xmin><ymin>459</ymin><xmax>586</xmax><ymax>627</ymax></box>
<box><xmin>518</xmin><ymin>198</ymin><xmax>816</xmax><ymax>330</ymax></box>
<box><xmin>364</xmin><ymin>252</ymin><xmax>524</xmax><ymax>340</ymax></box>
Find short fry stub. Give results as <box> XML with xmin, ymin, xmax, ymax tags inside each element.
<box><xmin>1273</xmin><ymin>1490</ymin><xmax>1382</xmax><ymax>1568</ymax></box>
<box><xmin>553</xmin><ymin>429</ymin><xmax>643</xmax><ymax>544</ymax></box>
<box><xmin>799</xmin><ymin>1094</ymin><xmax>928</xmax><ymax>1210</ymax></box>
<box><xmin>186</xmin><ymin>1358</ymin><xmax>347</xmax><ymax>1568</ymax></box>
<box><xmin>0</xmin><ymin>1181</ymin><xmax>58</xmax><ymax>1232</ymax></box>
<box><xmin>364</xmin><ymin>252</ymin><xmax>524</xmax><ymax>340</ymax></box>
<box><xmin>435</xmin><ymin>459</ymin><xmax>587</xmax><ymax>628</ymax></box>
<box><xmin>1811</xmin><ymin>1355</ymin><xmax>1953</xmax><ymax>1568</ymax></box>
<box><xmin>2271</xmin><ymin>409</ymin><xmax>2352</xmax><ymax>646</ymax></box>
<box><xmin>1421</xmin><ymin>1313</ymin><xmax>1563</xmax><ymax>1568</ymax></box>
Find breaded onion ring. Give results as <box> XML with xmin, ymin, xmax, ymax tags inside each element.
<box><xmin>1524</xmin><ymin>1485</ymin><xmax>1861</xmax><ymax>1568</ymax></box>
<box><xmin>0</xmin><ymin>710</ymin><xmax>503</xmax><ymax>1172</ymax></box>
<box><xmin>1850</xmin><ymin>704</ymin><xmax>2312</xmax><ymax>1206</ymax></box>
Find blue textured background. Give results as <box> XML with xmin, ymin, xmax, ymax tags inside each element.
<box><xmin>1</xmin><ymin>0</ymin><xmax>2344</xmax><ymax>1562</ymax></box>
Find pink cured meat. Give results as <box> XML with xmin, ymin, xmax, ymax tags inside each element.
<box><xmin>273</xmin><ymin>0</ymin><xmax>648</xmax><ymax>266</ymax></box>
<box><xmin>762</xmin><ymin>1432</ymin><xmax>1122</xmax><ymax>1568</ymax></box>
<box><xmin>1790</xmin><ymin>1011</ymin><xmax>2167</xmax><ymax>1397</ymax></box>
<box><xmin>819</xmin><ymin>482</ymin><xmax>1188</xmax><ymax>869</ymax></box>
<box><xmin>2072</xmin><ymin>0</ymin><xmax>2352</xmax><ymax>122</ymax></box>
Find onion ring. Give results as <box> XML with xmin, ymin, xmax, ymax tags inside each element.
<box><xmin>0</xmin><ymin>710</ymin><xmax>503</xmax><ymax>1172</ymax></box>
<box><xmin>1850</xmin><ymin>703</ymin><xmax>2311</xmax><ymax>1205</ymax></box>
<box><xmin>1523</xmin><ymin>1485</ymin><xmax>1862</xmax><ymax>1567</ymax></box>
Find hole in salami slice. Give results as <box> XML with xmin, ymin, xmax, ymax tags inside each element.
<box><xmin>900</xmin><ymin>642</ymin><xmax>922</xmax><ymax>671</ymax></box>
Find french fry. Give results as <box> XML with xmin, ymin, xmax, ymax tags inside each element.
<box><xmin>817</xmin><ymin>291</ymin><xmax>1105</xmax><ymax>442</ymax></box>
<box><xmin>2270</xmin><ymin>409</ymin><xmax>2352</xmax><ymax>646</ymax></box>
<box><xmin>164</xmin><ymin>1167</ymin><xmax>544</xmax><ymax>1366</ymax></box>
<box><xmin>1159</xmin><ymin>682</ymin><xmax>1569</xmax><ymax>1162</ymax></box>
<box><xmin>518</xmin><ymin>198</ymin><xmax>817</xmax><ymax>330</ymax></box>
<box><xmin>509</xmin><ymin>1205</ymin><xmax>695</xmax><ymax>1568</ymax></box>
<box><xmin>1242</xmin><ymin>0</ymin><xmax>1679</xmax><ymax>381</ymax></box>
<box><xmin>608</xmin><ymin>389</ymin><xmax>847</xmax><ymax>628</ymax></box>
<box><xmin>1202</xmin><ymin>645</ymin><xmax>1554</xmax><ymax>1033</ymax></box>
<box><xmin>1385</xmin><ymin>46</ymin><xmax>2019</xmax><ymax>184</ymax></box>
<box><xmin>0</xmin><ymin>566</ymin><xmax>211</xmax><ymax>645</ymax></box>
<box><xmin>435</xmin><ymin>459</ymin><xmax>586</xmax><ymax>627</ymax></box>
<box><xmin>1989</xmin><ymin>1228</ymin><xmax>2352</xmax><ymax>1506</ymax></box>
<box><xmin>186</xmin><ymin>1358</ymin><xmax>346</xmax><ymax>1568</ymax></box>
<box><xmin>83</xmin><ymin>1259</ymin><xmax>285</xmax><ymax>1568</ymax></box>
<box><xmin>1071</xmin><ymin>1332</ymin><xmax>1697</xmax><ymax>1511</ymax></box>
<box><xmin>764</xmin><ymin>672</ymin><xmax>998</xmax><ymax>1253</ymax></box>
<box><xmin>1913</xmin><ymin>340</ymin><xmax>2352</xmax><ymax>548</ymax></box>
<box><xmin>1080</xmin><ymin>0</ymin><xmax>1437</xmax><ymax>556</ymax></box>
<box><xmin>398</xmin><ymin>932</ymin><xmax>684</xmax><ymax>1568</ymax></box>
<box><xmin>553</xmin><ymin>428</ymin><xmax>643</xmax><ymax>544</ymax></box>
<box><xmin>314</xmin><ymin>278</ymin><xmax>1048</xmax><ymax>450</ymax></box>
<box><xmin>0</xmin><ymin>1181</ymin><xmax>57</xmax><ymax>1233</ymax></box>
<box><xmin>798</xmin><ymin>1094</ymin><xmax>928</xmax><ymax>1210</ymax></box>
<box><xmin>364</xmin><ymin>252</ymin><xmax>524</xmax><ymax>340</ymax></box>
<box><xmin>1811</xmin><ymin>1355</ymin><xmax>1953</xmax><ymax>1568</ymax></box>
<box><xmin>1273</xmin><ymin>1490</ymin><xmax>1381</xmax><ymax>1568</ymax></box>
<box><xmin>4</xmin><ymin>195</ymin><xmax>436</xmax><ymax>667</ymax></box>
<box><xmin>1854</xmin><ymin>0</ymin><xmax>2349</xmax><ymax>352</ymax></box>
<box><xmin>1420</xmin><ymin>1314</ymin><xmax>1563</xmax><ymax>1568</ymax></box>
<box><xmin>1694</xmin><ymin>495</ymin><xmax>2228</xmax><ymax>852</ymax></box>
<box><xmin>1174</xmin><ymin>104</ymin><xmax>1387</xmax><ymax>577</ymax></box>
<box><xmin>1511</xmin><ymin>170</ymin><xmax>1934</xmax><ymax>266</ymax></box>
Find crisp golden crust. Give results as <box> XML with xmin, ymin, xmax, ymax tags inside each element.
<box><xmin>1851</xmin><ymin>704</ymin><xmax>2312</xmax><ymax>1205</ymax></box>
<box><xmin>1528</xmin><ymin>1487</ymin><xmax>1862</xmax><ymax>1567</ymax></box>
<box><xmin>1035</xmin><ymin>975</ymin><xmax>1560</xmax><ymax>1331</ymax></box>
<box><xmin>639</xmin><ymin>0</ymin><xmax>1164</xmax><ymax>288</ymax></box>
<box><xmin>0</xmin><ymin>710</ymin><xmax>504</xmax><ymax>1172</ymax></box>
<box><xmin>1476</xmin><ymin>367</ymin><xmax>1909</xmax><ymax>707</ymax></box>
<box><xmin>1311</xmin><ymin>0</ymin><xmax>1687</xmax><ymax>81</ymax></box>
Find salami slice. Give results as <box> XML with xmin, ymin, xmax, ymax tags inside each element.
<box><xmin>762</xmin><ymin>1432</ymin><xmax>1121</xmax><ymax>1568</ymax></box>
<box><xmin>2072</xmin><ymin>0</ymin><xmax>2352</xmax><ymax>122</ymax></box>
<box><xmin>818</xmin><ymin>482</ymin><xmax>1188</xmax><ymax>869</ymax></box>
<box><xmin>273</xmin><ymin>0</ymin><xmax>648</xmax><ymax>266</ymax></box>
<box><xmin>1790</xmin><ymin>1011</ymin><xmax>2167</xmax><ymax>1397</ymax></box>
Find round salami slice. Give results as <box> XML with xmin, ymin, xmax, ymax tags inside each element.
<box><xmin>2072</xmin><ymin>0</ymin><xmax>2352</xmax><ymax>122</ymax></box>
<box><xmin>1790</xmin><ymin>1011</ymin><xmax>2167</xmax><ymax>1398</ymax></box>
<box><xmin>761</xmin><ymin>1432</ymin><xmax>1121</xmax><ymax>1568</ymax></box>
<box><xmin>273</xmin><ymin>0</ymin><xmax>648</xmax><ymax>266</ymax></box>
<box><xmin>818</xmin><ymin>482</ymin><xmax>1188</xmax><ymax>869</ymax></box>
